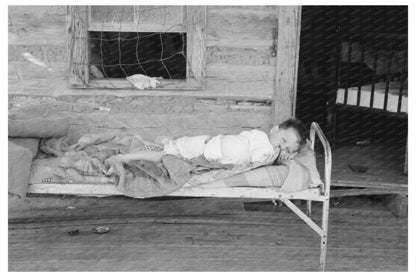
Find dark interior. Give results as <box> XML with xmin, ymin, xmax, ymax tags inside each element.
<box><xmin>88</xmin><ymin>31</ymin><xmax>187</xmax><ymax>79</ymax></box>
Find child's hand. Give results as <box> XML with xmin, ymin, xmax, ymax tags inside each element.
<box><xmin>278</xmin><ymin>150</ymin><xmax>297</xmax><ymax>161</ymax></box>
<box><xmin>278</xmin><ymin>154</ymin><xmax>291</xmax><ymax>160</ymax></box>
<box><xmin>104</xmin><ymin>154</ymin><xmax>128</xmax><ymax>186</ymax></box>
<box><xmin>105</xmin><ymin>155</ymin><xmax>126</xmax><ymax>174</ymax></box>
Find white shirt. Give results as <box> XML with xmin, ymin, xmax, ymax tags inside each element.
<box><xmin>164</xmin><ymin>129</ymin><xmax>277</xmax><ymax>165</ymax></box>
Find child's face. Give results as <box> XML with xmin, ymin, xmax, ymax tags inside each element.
<box><xmin>269</xmin><ymin>127</ymin><xmax>300</xmax><ymax>154</ymax></box>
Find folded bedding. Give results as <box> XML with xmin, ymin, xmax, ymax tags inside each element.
<box><xmin>29</xmin><ymin>133</ymin><xmax>323</xmax><ymax>198</ymax></box>
<box><xmin>9</xmin><ymin>142</ymin><xmax>35</xmax><ymax>198</ymax></box>
<box><xmin>8</xmin><ymin>107</ymin><xmax>70</xmax><ymax>138</ymax></box>
<box><xmin>8</xmin><ymin>106</ymin><xmax>70</xmax><ymax>198</ymax></box>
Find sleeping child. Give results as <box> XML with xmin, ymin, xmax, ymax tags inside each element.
<box><xmin>104</xmin><ymin>118</ymin><xmax>308</xmax><ymax>175</ymax></box>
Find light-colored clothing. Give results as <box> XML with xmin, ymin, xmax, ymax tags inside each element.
<box><xmin>163</xmin><ymin>130</ymin><xmax>277</xmax><ymax>165</ymax></box>
<box><xmin>163</xmin><ymin>135</ymin><xmax>211</xmax><ymax>160</ymax></box>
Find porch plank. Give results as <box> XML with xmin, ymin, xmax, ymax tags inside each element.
<box><xmin>316</xmin><ymin>142</ymin><xmax>407</xmax><ymax>192</ymax></box>
<box><xmin>9</xmin><ymin>196</ymin><xmax>407</xmax><ymax>271</ymax></box>
<box><xmin>8</xmin><ymin>223</ymin><xmax>406</xmax><ymax>251</ymax></box>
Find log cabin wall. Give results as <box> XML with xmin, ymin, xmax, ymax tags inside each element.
<box><xmin>8</xmin><ymin>6</ymin><xmax>299</xmax><ymax>141</ymax></box>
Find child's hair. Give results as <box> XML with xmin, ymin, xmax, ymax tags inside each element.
<box><xmin>279</xmin><ymin>117</ymin><xmax>308</xmax><ymax>147</ymax></box>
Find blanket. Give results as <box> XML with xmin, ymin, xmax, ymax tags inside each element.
<box><xmin>31</xmin><ymin>133</ymin><xmax>322</xmax><ymax>198</ymax></box>
<box><xmin>183</xmin><ymin>143</ymin><xmax>321</xmax><ymax>193</ymax></box>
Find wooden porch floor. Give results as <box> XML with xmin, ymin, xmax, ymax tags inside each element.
<box><xmin>9</xmin><ymin>195</ymin><xmax>407</xmax><ymax>271</ymax></box>
<box><xmin>316</xmin><ymin>141</ymin><xmax>408</xmax><ymax>196</ymax></box>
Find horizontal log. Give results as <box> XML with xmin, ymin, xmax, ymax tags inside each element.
<box><xmin>8</xmin><ymin>45</ymin><xmax>67</xmax><ymax>63</ymax></box>
<box><xmin>207</xmin><ymin>8</ymin><xmax>277</xmax><ymax>41</ymax></box>
<box><xmin>209</xmin><ymin>6</ymin><xmax>278</xmax><ymax>11</ymax></box>
<box><xmin>88</xmin><ymin>22</ymin><xmax>184</xmax><ymax>33</ymax></box>
<box><xmin>207</xmin><ymin>63</ymin><xmax>275</xmax><ymax>81</ymax></box>
<box><xmin>8</xmin><ymin>8</ymin><xmax>66</xmax><ymax>45</ymax></box>
<box><xmin>206</xmin><ymin>37</ymin><xmax>272</xmax><ymax>48</ymax></box>
<box><xmin>206</xmin><ymin>78</ymin><xmax>274</xmax><ymax>99</ymax></box>
<box><xmin>34</xmin><ymin>110</ymin><xmax>270</xmax><ymax>139</ymax></box>
<box><xmin>8</xmin><ymin>61</ymin><xmax>67</xmax><ymax>79</ymax></box>
<box><xmin>207</xmin><ymin>42</ymin><xmax>275</xmax><ymax>65</ymax></box>
<box><xmin>66</xmin><ymin>126</ymin><xmax>273</xmax><ymax>143</ymax></box>
<box><xmin>9</xmin><ymin>76</ymin><xmax>275</xmax><ymax>100</ymax></box>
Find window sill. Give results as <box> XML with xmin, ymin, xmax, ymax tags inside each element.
<box><xmin>9</xmin><ymin>77</ymin><xmax>273</xmax><ymax>101</ymax></box>
<box><xmin>71</xmin><ymin>78</ymin><xmax>204</xmax><ymax>91</ymax></box>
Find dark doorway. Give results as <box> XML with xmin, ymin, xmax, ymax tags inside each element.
<box><xmin>296</xmin><ymin>6</ymin><xmax>407</xmax><ymax>148</ymax></box>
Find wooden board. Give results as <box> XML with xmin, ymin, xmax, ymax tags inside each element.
<box><xmin>273</xmin><ymin>6</ymin><xmax>302</xmax><ymax>124</ymax></box>
<box><xmin>90</xmin><ymin>6</ymin><xmax>135</xmax><ymax>23</ymax></box>
<box><xmin>207</xmin><ymin>8</ymin><xmax>278</xmax><ymax>41</ymax></box>
<box><xmin>8</xmin><ymin>196</ymin><xmax>407</xmax><ymax>271</ymax></box>
<box><xmin>8</xmin><ymin>6</ymin><xmax>66</xmax><ymax>45</ymax></box>
<box><xmin>315</xmin><ymin>142</ymin><xmax>407</xmax><ymax>194</ymax></box>
<box><xmin>9</xmin><ymin>197</ymin><xmax>244</xmax><ymax>221</ymax></box>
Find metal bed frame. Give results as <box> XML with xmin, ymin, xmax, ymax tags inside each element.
<box><xmin>28</xmin><ymin>122</ymin><xmax>332</xmax><ymax>270</ymax></box>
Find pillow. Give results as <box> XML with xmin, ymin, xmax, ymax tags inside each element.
<box><xmin>8</xmin><ymin>105</ymin><xmax>70</xmax><ymax>138</ymax></box>
<box><xmin>8</xmin><ymin>142</ymin><xmax>34</xmax><ymax>198</ymax></box>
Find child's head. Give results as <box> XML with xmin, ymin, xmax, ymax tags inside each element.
<box><xmin>269</xmin><ymin>118</ymin><xmax>308</xmax><ymax>154</ymax></box>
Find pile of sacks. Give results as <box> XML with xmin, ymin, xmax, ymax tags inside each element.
<box><xmin>8</xmin><ymin>106</ymin><xmax>70</xmax><ymax>198</ymax></box>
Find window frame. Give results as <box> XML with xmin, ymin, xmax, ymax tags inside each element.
<box><xmin>66</xmin><ymin>6</ymin><xmax>207</xmax><ymax>90</ymax></box>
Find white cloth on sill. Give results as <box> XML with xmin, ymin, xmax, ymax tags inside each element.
<box><xmin>126</xmin><ymin>74</ymin><xmax>160</xmax><ymax>90</ymax></box>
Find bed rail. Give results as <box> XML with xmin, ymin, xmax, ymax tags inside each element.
<box><xmin>336</xmin><ymin>31</ymin><xmax>407</xmax><ymax>114</ymax></box>
<box><xmin>309</xmin><ymin>122</ymin><xmax>332</xmax><ymax>198</ymax></box>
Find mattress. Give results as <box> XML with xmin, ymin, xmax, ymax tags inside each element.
<box><xmin>28</xmin><ymin>155</ymin><xmax>323</xmax><ymax>200</ymax></box>
<box><xmin>336</xmin><ymin>82</ymin><xmax>408</xmax><ymax>113</ymax></box>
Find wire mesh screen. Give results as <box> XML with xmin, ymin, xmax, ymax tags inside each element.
<box><xmin>89</xmin><ymin>31</ymin><xmax>186</xmax><ymax>79</ymax></box>
<box><xmin>88</xmin><ymin>6</ymin><xmax>187</xmax><ymax>81</ymax></box>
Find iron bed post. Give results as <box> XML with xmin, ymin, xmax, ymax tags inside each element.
<box><xmin>310</xmin><ymin>122</ymin><xmax>332</xmax><ymax>271</ymax></box>
<box><xmin>278</xmin><ymin>122</ymin><xmax>331</xmax><ymax>271</ymax></box>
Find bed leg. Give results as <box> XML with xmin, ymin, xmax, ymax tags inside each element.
<box><xmin>319</xmin><ymin>234</ymin><xmax>328</xmax><ymax>271</ymax></box>
<box><xmin>306</xmin><ymin>200</ymin><xmax>312</xmax><ymax>217</ymax></box>
<box><xmin>319</xmin><ymin>198</ymin><xmax>330</xmax><ymax>271</ymax></box>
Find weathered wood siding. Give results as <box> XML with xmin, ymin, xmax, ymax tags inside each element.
<box><xmin>8</xmin><ymin>6</ymin><xmax>299</xmax><ymax>140</ymax></box>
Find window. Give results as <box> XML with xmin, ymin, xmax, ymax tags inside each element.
<box><xmin>67</xmin><ymin>6</ymin><xmax>206</xmax><ymax>90</ymax></box>
<box><xmin>88</xmin><ymin>31</ymin><xmax>187</xmax><ymax>79</ymax></box>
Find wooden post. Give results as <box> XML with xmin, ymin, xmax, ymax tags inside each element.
<box><xmin>66</xmin><ymin>6</ymin><xmax>89</xmax><ymax>86</ymax></box>
<box><xmin>404</xmin><ymin>139</ymin><xmax>408</xmax><ymax>175</ymax></box>
<box><xmin>185</xmin><ymin>6</ymin><xmax>207</xmax><ymax>89</ymax></box>
<box><xmin>273</xmin><ymin>6</ymin><xmax>302</xmax><ymax>125</ymax></box>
